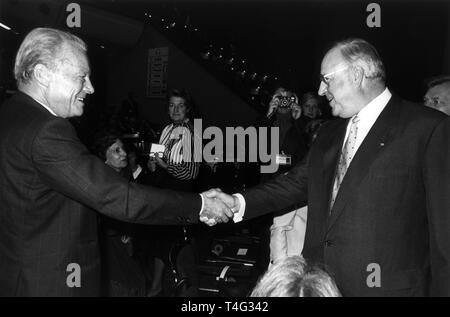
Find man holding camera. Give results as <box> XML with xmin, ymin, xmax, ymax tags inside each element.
<box><xmin>260</xmin><ymin>87</ymin><xmax>308</xmax><ymax>180</ymax></box>
<box><xmin>253</xmin><ymin>87</ymin><xmax>309</xmax><ymax>267</ymax></box>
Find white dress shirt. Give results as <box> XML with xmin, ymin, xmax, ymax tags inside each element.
<box><xmin>232</xmin><ymin>88</ymin><xmax>392</xmax><ymax>223</ymax></box>
<box><xmin>341</xmin><ymin>88</ymin><xmax>392</xmax><ymax>159</ymax></box>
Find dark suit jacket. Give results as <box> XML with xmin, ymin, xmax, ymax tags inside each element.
<box><xmin>0</xmin><ymin>92</ymin><xmax>201</xmax><ymax>296</ymax></box>
<box><xmin>243</xmin><ymin>94</ymin><xmax>450</xmax><ymax>296</ymax></box>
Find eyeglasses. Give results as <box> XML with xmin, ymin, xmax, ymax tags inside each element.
<box><xmin>319</xmin><ymin>66</ymin><xmax>350</xmax><ymax>85</ymax></box>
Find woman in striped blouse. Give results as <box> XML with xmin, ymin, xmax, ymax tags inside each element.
<box><xmin>146</xmin><ymin>89</ymin><xmax>200</xmax><ymax>296</ymax></box>
<box><xmin>148</xmin><ymin>90</ymin><xmax>199</xmax><ymax>189</ymax></box>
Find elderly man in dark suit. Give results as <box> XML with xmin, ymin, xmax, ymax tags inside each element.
<box><xmin>0</xmin><ymin>27</ymin><xmax>232</xmax><ymax>296</ymax></box>
<box><xmin>207</xmin><ymin>38</ymin><xmax>450</xmax><ymax>296</ymax></box>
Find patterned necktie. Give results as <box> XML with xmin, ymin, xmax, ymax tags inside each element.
<box><xmin>330</xmin><ymin>115</ymin><xmax>360</xmax><ymax>209</ymax></box>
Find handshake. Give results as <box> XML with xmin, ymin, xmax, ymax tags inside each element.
<box><xmin>199</xmin><ymin>188</ymin><xmax>241</xmax><ymax>226</ymax></box>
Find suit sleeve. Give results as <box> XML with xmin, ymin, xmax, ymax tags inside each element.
<box><xmin>242</xmin><ymin>154</ymin><xmax>309</xmax><ymax>220</ymax></box>
<box><xmin>424</xmin><ymin>116</ymin><xmax>450</xmax><ymax>296</ymax></box>
<box><xmin>31</xmin><ymin>118</ymin><xmax>201</xmax><ymax>225</ymax></box>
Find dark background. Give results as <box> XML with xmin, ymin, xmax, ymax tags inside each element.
<box><xmin>100</xmin><ymin>0</ymin><xmax>448</xmax><ymax>100</ymax></box>
<box><xmin>1</xmin><ymin>0</ymin><xmax>449</xmax><ymax>111</ymax></box>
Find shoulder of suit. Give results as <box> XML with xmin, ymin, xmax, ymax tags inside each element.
<box><xmin>4</xmin><ymin>92</ymin><xmax>58</xmax><ymax>121</ymax></box>
<box><xmin>396</xmin><ymin>97</ymin><xmax>447</xmax><ymax>124</ymax></box>
<box><xmin>318</xmin><ymin>117</ymin><xmax>346</xmax><ymax>132</ymax></box>
<box><xmin>4</xmin><ymin>92</ymin><xmax>60</xmax><ymax>124</ymax></box>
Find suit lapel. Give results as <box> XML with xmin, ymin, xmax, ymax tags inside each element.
<box><xmin>322</xmin><ymin>119</ymin><xmax>348</xmax><ymax>212</ymax></box>
<box><xmin>326</xmin><ymin>95</ymin><xmax>401</xmax><ymax>231</ymax></box>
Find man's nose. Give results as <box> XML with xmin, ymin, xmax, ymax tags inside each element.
<box><xmin>318</xmin><ymin>81</ymin><xmax>327</xmax><ymax>96</ymax></box>
<box><xmin>83</xmin><ymin>77</ymin><xmax>95</xmax><ymax>94</ymax></box>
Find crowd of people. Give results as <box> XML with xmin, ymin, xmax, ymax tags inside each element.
<box><xmin>1</xmin><ymin>27</ymin><xmax>450</xmax><ymax>298</ymax></box>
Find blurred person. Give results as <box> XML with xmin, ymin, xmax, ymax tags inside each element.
<box><xmin>0</xmin><ymin>27</ymin><xmax>232</xmax><ymax>296</ymax></box>
<box><xmin>207</xmin><ymin>38</ymin><xmax>450</xmax><ymax>296</ymax></box>
<box><xmin>298</xmin><ymin>92</ymin><xmax>327</xmax><ymax>147</ymax></box>
<box><xmin>146</xmin><ymin>89</ymin><xmax>201</xmax><ymax>297</ymax></box>
<box><xmin>257</xmin><ymin>87</ymin><xmax>309</xmax><ymax>268</ymax></box>
<box><xmin>259</xmin><ymin>86</ymin><xmax>308</xmax><ymax>180</ymax></box>
<box><xmin>92</xmin><ymin>132</ymin><xmax>146</xmax><ymax>296</ymax></box>
<box><xmin>300</xmin><ymin>92</ymin><xmax>323</xmax><ymax>120</ymax></box>
<box><xmin>250</xmin><ymin>255</ymin><xmax>341</xmax><ymax>297</ymax></box>
<box><xmin>424</xmin><ymin>76</ymin><xmax>450</xmax><ymax>115</ymax></box>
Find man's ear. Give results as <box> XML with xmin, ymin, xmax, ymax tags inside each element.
<box><xmin>352</xmin><ymin>66</ymin><xmax>364</xmax><ymax>87</ymax></box>
<box><xmin>33</xmin><ymin>64</ymin><xmax>52</xmax><ymax>87</ymax></box>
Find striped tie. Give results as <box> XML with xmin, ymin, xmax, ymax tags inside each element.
<box><xmin>330</xmin><ymin>115</ymin><xmax>360</xmax><ymax>209</ymax></box>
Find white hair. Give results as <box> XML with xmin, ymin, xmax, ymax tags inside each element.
<box><xmin>14</xmin><ymin>27</ymin><xmax>86</xmax><ymax>85</ymax></box>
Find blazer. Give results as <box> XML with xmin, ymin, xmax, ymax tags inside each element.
<box><xmin>0</xmin><ymin>92</ymin><xmax>201</xmax><ymax>296</ymax></box>
<box><xmin>243</xmin><ymin>94</ymin><xmax>450</xmax><ymax>296</ymax></box>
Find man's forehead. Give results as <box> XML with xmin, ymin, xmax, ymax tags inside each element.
<box><xmin>58</xmin><ymin>45</ymin><xmax>90</xmax><ymax>72</ymax></box>
<box><xmin>321</xmin><ymin>48</ymin><xmax>346</xmax><ymax>72</ymax></box>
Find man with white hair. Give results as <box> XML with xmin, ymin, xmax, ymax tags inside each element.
<box><xmin>207</xmin><ymin>38</ymin><xmax>450</xmax><ymax>296</ymax></box>
<box><xmin>424</xmin><ymin>76</ymin><xmax>450</xmax><ymax>116</ymax></box>
<box><xmin>0</xmin><ymin>28</ymin><xmax>233</xmax><ymax>296</ymax></box>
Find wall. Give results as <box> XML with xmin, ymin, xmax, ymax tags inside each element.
<box><xmin>444</xmin><ymin>5</ymin><xmax>450</xmax><ymax>75</ymax></box>
<box><xmin>105</xmin><ymin>25</ymin><xmax>259</xmax><ymax>129</ymax></box>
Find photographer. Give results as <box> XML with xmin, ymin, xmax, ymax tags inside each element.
<box><xmin>253</xmin><ymin>87</ymin><xmax>309</xmax><ymax>268</ymax></box>
<box><xmin>144</xmin><ymin>89</ymin><xmax>200</xmax><ymax>297</ymax></box>
<box><xmin>259</xmin><ymin>87</ymin><xmax>308</xmax><ymax>180</ymax></box>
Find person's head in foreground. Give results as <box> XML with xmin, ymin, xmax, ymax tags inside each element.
<box><xmin>250</xmin><ymin>256</ymin><xmax>341</xmax><ymax>297</ymax></box>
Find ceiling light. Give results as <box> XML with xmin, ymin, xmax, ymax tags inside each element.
<box><xmin>0</xmin><ymin>22</ymin><xmax>12</xmax><ymax>30</ymax></box>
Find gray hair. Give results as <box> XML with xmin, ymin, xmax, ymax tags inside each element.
<box><xmin>250</xmin><ymin>256</ymin><xmax>341</xmax><ymax>297</ymax></box>
<box><xmin>333</xmin><ymin>38</ymin><xmax>386</xmax><ymax>82</ymax></box>
<box><xmin>14</xmin><ymin>27</ymin><xmax>87</xmax><ymax>85</ymax></box>
<box><xmin>426</xmin><ymin>75</ymin><xmax>450</xmax><ymax>89</ymax></box>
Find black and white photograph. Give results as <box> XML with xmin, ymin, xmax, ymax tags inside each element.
<box><xmin>0</xmin><ymin>0</ymin><xmax>450</xmax><ymax>301</ymax></box>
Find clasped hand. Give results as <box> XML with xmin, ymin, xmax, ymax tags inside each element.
<box><xmin>199</xmin><ymin>188</ymin><xmax>240</xmax><ymax>226</ymax></box>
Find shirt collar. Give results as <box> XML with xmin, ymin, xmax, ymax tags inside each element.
<box><xmin>33</xmin><ymin>98</ymin><xmax>58</xmax><ymax>117</ymax></box>
<box><xmin>353</xmin><ymin>87</ymin><xmax>392</xmax><ymax>122</ymax></box>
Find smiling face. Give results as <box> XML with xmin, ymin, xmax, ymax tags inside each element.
<box><xmin>318</xmin><ymin>48</ymin><xmax>360</xmax><ymax>118</ymax></box>
<box><xmin>44</xmin><ymin>44</ymin><xmax>94</xmax><ymax>118</ymax></box>
<box><xmin>105</xmin><ymin>139</ymin><xmax>128</xmax><ymax>171</ymax></box>
<box><xmin>168</xmin><ymin>96</ymin><xmax>188</xmax><ymax>123</ymax></box>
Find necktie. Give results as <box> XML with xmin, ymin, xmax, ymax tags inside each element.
<box><xmin>330</xmin><ymin>115</ymin><xmax>360</xmax><ymax>209</ymax></box>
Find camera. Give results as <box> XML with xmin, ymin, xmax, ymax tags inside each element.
<box><xmin>276</xmin><ymin>95</ymin><xmax>296</xmax><ymax>108</ymax></box>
